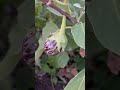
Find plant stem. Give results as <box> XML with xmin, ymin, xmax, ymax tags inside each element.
<box><xmin>51</xmin><ymin>75</ymin><xmax>55</xmax><ymax>90</ymax></box>
<box><xmin>50</xmin><ymin>3</ymin><xmax>77</xmax><ymax>24</ymax></box>
<box><xmin>49</xmin><ymin>12</ymin><xmax>53</xmax><ymax>22</ymax></box>
<box><xmin>65</xmin><ymin>26</ymin><xmax>72</xmax><ymax>29</ymax></box>
<box><xmin>42</xmin><ymin>0</ymin><xmax>78</xmax><ymax>24</ymax></box>
<box><xmin>52</xmin><ymin>0</ymin><xmax>71</xmax><ymax>14</ymax></box>
<box><xmin>78</xmin><ymin>7</ymin><xmax>85</xmax><ymax>22</ymax></box>
<box><xmin>60</xmin><ymin>16</ymin><xmax>66</xmax><ymax>35</ymax></box>
<box><xmin>35</xmin><ymin>47</ymin><xmax>44</xmax><ymax>61</ymax></box>
<box><xmin>64</xmin><ymin>0</ymin><xmax>68</xmax><ymax>4</ymax></box>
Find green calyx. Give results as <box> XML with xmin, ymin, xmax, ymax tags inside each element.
<box><xmin>47</xmin><ymin>16</ymin><xmax>68</xmax><ymax>52</ymax></box>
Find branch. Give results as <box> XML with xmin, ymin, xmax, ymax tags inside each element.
<box><xmin>42</xmin><ymin>0</ymin><xmax>78</xmax><ymax>24</ymax></box>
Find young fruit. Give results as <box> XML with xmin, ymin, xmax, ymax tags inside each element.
<box><xmin>44</xmin><ymin>39</ymin><xmax>59</xmax><ymax>56</ymax></box>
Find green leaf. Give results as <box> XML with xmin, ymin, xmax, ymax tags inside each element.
<box><xmin>35</xmin><ymin>1</ymin><xmax>42</xmax><ymax>16</ymax></box>
<box><xmin>35</xmin><ymin>47</ymin><xmax>44</xmax><ymax>61</ymax></box>
<box><xmin>65</xmin><ymin>35</ymin><xmax>79</xmax><ymax>51</ymax></box>
<box><xmin>65</xmin><ymin>29</ymin><xmax>78</xmax><ymax>51</ymax></box>
<box><xmin>0</xmin><ymin>0</ymin><xmax>33</xmax><ymax>80</ymax></box>
<box><xmin>35</xmin><ymin>16</ymin><xmax>46</xmax><ymax>28</ymax></box>
<box><xmin>41</xmin><ymin>64</ymin><xmax>56</xmax><ymax>74</ymax></box>
<box><xmin>71</xmin><ymin>22</ymin><xmax>85</xmax><ymax>49</ymax></box>
<box><xmin>0</xmin><ymin>77</ymin><xmax>12</xmax><ymax>90</ymax></box>
<box><xmin>74</xmin><ymin>56</ymin><xmax>85</xmax><ymax>71</ymax></box>
<box><xmin>36</xmin><ymin>22</ymin><xmax>58</xmax><ymax>51</ymax></box>
<box><xmin>47</xmin><ymin>52</ymin><xmax>69</xmax><ymax>68</ymax></box>
<box><xmin>52</xmin><ymin>76</ymin><xmax>58</xmax><ymax>85</ymax></box>
<box><xmin>85</xmin><ymin>15</ymin><xmax>105</xmax><ymax>60</ymax></box>
<box><xmin>87</xmin><ymin>0</ymin><xmax>120</xmax><ymax>56</ymax></box>
<box><xmin>0</xmin><ymin>54</ymin><xmax>21</xmax><ymax>80</ymax></box>
<box><xmin>42</xmin><ymin>22</ymin><xmax>58</xmax><ymax>39</ymax></box>
<box><xmin>64</xmin><ymin>69</ymin><xmax>85</xmax><ymax>90</ymax></box>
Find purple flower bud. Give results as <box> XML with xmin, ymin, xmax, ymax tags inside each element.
<box><xmin>44</xmin><ymin>28</ymin><xmax>67</xmax><ymax>56</ymax></box>
<box><xmin>44</xmin><ymin>40</ymin><xmax>61</xmax><ymax>56</ymax></box>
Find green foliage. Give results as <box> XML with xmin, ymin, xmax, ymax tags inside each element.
<box><xmin>35</xmin><ymin>1</ymin><xmax>42</xmax><ymax>16</ymax></box>
<box><xmin>71</xmin><ymin>22</ymin><xmax>85</xmax><ymax>49</ymax></box>
<box><xmin>0</xmin><ymin>77</ymin><xmax>12</xmax><ymax>90</ymax></box>
<box><xmin>47</xmin><ymin>7</ymin><xmax>63</xmax><ymax>16</ymax></box>
<box><xmin>46</xmin><ymin>52</ymin><xmax>69</xmax><ymax>68</ymax></box>
<box><xmin>36</xmin><ymin>0</ymin><xmax>85</xmax><ymax>90</ymax></box>
<box><xmin>0</xmin><ymin>0</ymin><xmax>33</xmax><ymax>80</ymax></box>
<box><xmin>0</xmin><ymin>0</ymin><xmax>34</xmax><ymax>89</ymax></box>
<box><xmin>74</xmin><ymin>55</ymin><xmax>85</xmax><ymax>71</ymax></box>
<box><xmin>64</xmin><ymin>69</ymin><xmax>85</xmax><ymax>90</ymax></box>
<box><xmin>87</xmin><ymin>0</ymin><xmax>120</xmax><ymax>56</ymax></box>
<box><xmin>65</xmin><ymin>31</ymin><xmax>79</xmax><ymax>51</ymax></box>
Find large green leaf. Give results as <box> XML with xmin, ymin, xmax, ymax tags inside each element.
<box><xmin>71</xmin><ymin>22</ymin><xmax>85</xmax><ymax>49</ymax></box>
<box><xmin>41</xmin><ymin>64</ymin><xmax>56</xmax><ymax>74</ymax></box>
<box><xmin>46</xmin><ymin>52</ymin><xmax>69</xmax><ymax>68</ymax></box>
<box><xmin>87</xmin><ymin>0</ymin><xmax>120</xmax><ymax>56</ymax></box>
<box><xmin>64</xmin><ymin>69</ymin><xmax>85</xmax><ymax>90</ymax></box>
<box><xmin>0</xmin><ymin>0</ymin><xmax>33</xmax><ymax>80</ymax></box>
<box><xmin>65</xmin><ymin>29</ymin><xmax>78</xmax><ymax>51</ymax></box>
<box><xmin>0</xmin><ymin>77</ymin><xmax>12</xmax><ymax>90</ymax></box>
<box><xmin>85</xmin><ymin>15</ymin><xmax>105</xmax><ymax>60</ymax></box>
